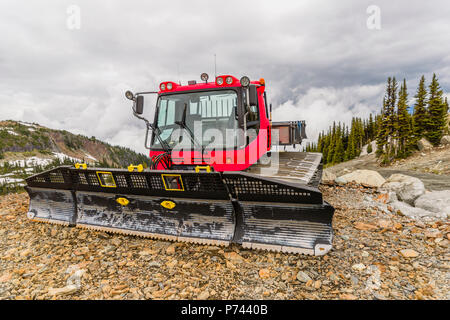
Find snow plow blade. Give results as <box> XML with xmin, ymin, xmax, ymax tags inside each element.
<box><xmin>25</xmin><ymin>163</ymin><xmax>334</xmax><ymax>255</ymax></box>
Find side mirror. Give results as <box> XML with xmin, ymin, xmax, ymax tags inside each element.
<box><xmin>249</xmin><ymin>85</ymin><xmax>258</xmax><ymax>107</ymax></box>
<box><xmin>135</xmin><ymin>96</ymin><xmax>144</xmax><ymax>114</ymax></box>
<box><xmin>237</xmin><ymin>85</ymin><xmax>258</xmax><ymax>128</ymax></box>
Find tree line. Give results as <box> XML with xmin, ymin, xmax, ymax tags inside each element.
<box><xmin>306</xmin><ymin>74</ymin><xmax>449</xmax><ymax>166</ymax></box>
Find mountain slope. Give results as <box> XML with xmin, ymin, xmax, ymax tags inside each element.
<box><xmin>0</xmin><ymin>120</ymin><xmax>151</xmax><ymax>193</ymax></box>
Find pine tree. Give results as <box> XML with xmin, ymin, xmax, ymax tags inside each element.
<box><xmin>326</xmin><ymin>122</ymin><xmax>336</xmax><ymax>164</ymax></box>
<box><xmin>412</xmin><ymin>75</ymin><xmax>428</xmax><ymax>142</ymax></box>
<box><xmin>397</xmin><ymin>79</ymin><xmax>411</xmax><ymax>158</ymax></box>
<box><xmin>332</xmin><ymin>135</ymin><xmax>344</xmax><ymax>164</ymax></box>
<box><xmin>426</xmin><ymin>73</ymin><xmax>445</xmax><ymax>145</ymax></box>
<box><xmin>444</xmin><ymin>97</ymin><xmax>450</xmax><ymax>135</ymax></box>
<box><xmin>376</xmin><ymin>83</ymin><xmax>390</xmax><ymax>159</ymax></box>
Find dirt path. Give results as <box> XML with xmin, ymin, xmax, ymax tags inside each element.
<box><xmin>0</xmin><ymin>190</ymin><xmax>448</xmax><ymax>300</ymax></box>
<box><xmin>325</xmin><ymin>147</ymin><xmax>450</xmax><ymax>191</ymax></box>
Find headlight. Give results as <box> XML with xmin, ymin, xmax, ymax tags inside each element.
<box><xmin>201</xmin><ymin>73</ymin><xmax>209</xmax><ymax>82</ymax></box>
<box><xmin>225</xmin><ymin>76</ymin><xmax>233</xmax><ymax>84</ymax></box>
<box><xmin>125</xmin><ymin>91</ymin><xmax>134</xmax><ymax>100</ymax></box>
<box><xmin>240</xmin><ymin>76</ymin><xmax>250</xmax><ymax>87</ymax></box>
<box><xmin>160</xmin><ymin>83</ymin><xmax>166</xmax><ymax>91</ymax></box>
<box><xmin>167</xmin><ymin>82</ymin><xmax>173</xmax><ymax>90</ymax></box>
<box><xmin>216</xmin><ymin>77</ymin><xmax>224</xmax><ymax>85</ymax></box>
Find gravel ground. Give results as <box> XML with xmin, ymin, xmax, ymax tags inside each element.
<box><xmin>0</xmin><ymin>186</ymin><xmax>448</xmax><ymax>300</ymax></box>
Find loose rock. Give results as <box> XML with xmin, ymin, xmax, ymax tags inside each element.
<box><xmin>296</xmin><ymin>271</ymin><xmax>312</xmax><ymax>283</ymax></box>
<box><xmin>399</xmin><ymin>249</ymin><xmax>419</xmax><ymax>258</ymax></box>
<box><xmin>337</xmin><ymin>170</ymin><xmax>386</xmax><ymax>188</ymax></box>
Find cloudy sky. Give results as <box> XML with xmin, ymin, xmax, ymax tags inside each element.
<box><xmin>1</xmin><ymin>0</ymin><xmax>449</xmax><ymax>154</ymax></box>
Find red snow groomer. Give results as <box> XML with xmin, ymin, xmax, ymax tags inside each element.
<box><xmin>25</xmin><ymin>73</ymin><xmax>334</xmax><ymax>255</ymax></box>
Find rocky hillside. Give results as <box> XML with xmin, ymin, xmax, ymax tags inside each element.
<box><xmin>0</xmin><ymin>120</ymin><xmax>151</xmax><ymax>193</ymax></box>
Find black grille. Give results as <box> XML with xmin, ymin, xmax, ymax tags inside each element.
<box><xmin>26</xmin><ymin>166</ymin><xmax>229</xmax><ymax>200</ymax></box>
<box><xmin>26</xmin><ymin>166</ymin><xmax>323</xmax><ymax>203</ymax></box>
<box><xmin>222</xmin><ymin>172</ymin><xmax>322</xmax><ymax>204</ymax></box>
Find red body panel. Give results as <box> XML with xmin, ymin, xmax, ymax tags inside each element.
<box><xmin>150</xmin><ymin>77</ymin><xmax>271</xmax><ymax>172</ymax></box>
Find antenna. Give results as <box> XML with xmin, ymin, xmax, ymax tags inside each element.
<box><xmin>177</xmin><ymin>63</ymin><xmax>181</xmax><ymax>85</ymax></box>
<box><xmin>214</xmin><ymin>54</ymin><xmax>217</xmax><ymax>78</ymax></box>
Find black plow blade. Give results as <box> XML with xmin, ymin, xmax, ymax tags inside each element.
<box><xmin>24</xmin><ymin>165</ymin><xmax>335</xmax><ymax>255</ymax></box>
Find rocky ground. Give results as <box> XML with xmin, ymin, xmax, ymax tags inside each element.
<box><xmin>0</xmin><ymin>187</ymin><xmax>448</xmax><ymax>300</ymax></box>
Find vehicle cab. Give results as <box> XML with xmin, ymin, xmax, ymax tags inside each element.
<box><xmin>126</xmin><ymin>74</ymin><xmax>271</xmax><ymax>172</ymax></box>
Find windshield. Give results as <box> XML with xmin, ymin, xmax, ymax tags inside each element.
<box><xmin>152</xmin><ymin>90</ymin><xmax>240</xmax><ymax>149</ymax></box>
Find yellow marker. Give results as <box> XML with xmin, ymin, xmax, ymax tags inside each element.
<box><xmin>75</xmin><ymin>163</ymin><xmax>87</xmax><ymax>169</ymax></box>
<box><xmin>116</xmin><ymin>197</ymin><xmax>129</xmax><ymax>206</ymax></box>
<box><xmin>128</xmin><ymin>164</ymin><xmax>144</xmax><ymax>172</ymax></box>
<box><xmin>161</xmin><ymin>174</ymin><xmax>184</xmax><ymax>191</ymax></box>
<box><xmin>96</xmin><ymin>171</ymin><xmax>117</xmax><ymax>188</ymax></box>
<box><xmin>160</xmin><ymin>200</ymin><xmax>176</xmax><ymax>209</ymax></box>
<box><xmin>195</xmin><ymin>165</ymin><xmax>211</xmax><ymax>173</ymax></box>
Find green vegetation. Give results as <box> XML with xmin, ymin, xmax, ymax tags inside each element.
<box><xmin>305</xmin><ymin>115</ymin><xmax>378</xmax><ymax>167</ymax></box>
<box><xmin>377</xmin><ymin>73</ymin><xmax>448</xmax><ymax>163</ymax></box>
<box><xmin>412</xmin><ymin>76</ymin><xmax>428</xmax><ymax>142</ymax></box>
<box><xmin>62</xmin><ymin>130</ymin><xmax>85</xmax><ymax>150</ymax></box>
<box><xmin>308</xmin><ymin>74</ymin><xmax>449</xmax><ymax>167</ymax></box>
<box><xmin>426</xmin><ymin>74</ymin><xmax>447</xmax><ymax>145</ymax></box>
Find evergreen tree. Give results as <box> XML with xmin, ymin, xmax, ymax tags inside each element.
<box><xmin>333</xmin><ymin>123</ymin><xmax>345</xmax><ymax>163</ymax></box>
<box><xmin>396</xmin><ymin>79</ymin><xmax>411</xmax><ymax>158</ymax></box>
<box><xmin>326</xmin><ymin>122</ymin><xmax>336</xmax><ymax>164</ymax></box>
<box><xmin>376</xmin><ymin>85</ymin><xmax>389</xmax><ymax>159</ymax></box>
<box><xmin>426</xmin><ymin>73</ymin><xmax>445</xmax><ymax>145</ymax></box>
<box><xmin>412</xmin><ymin>75</ymin><xmax>428</xmax><ymax>142</ymax></box>
<box><xmin>367</xmin><ymin>143</ymin><xmax>373</xmax><ymax>154</ymax></box>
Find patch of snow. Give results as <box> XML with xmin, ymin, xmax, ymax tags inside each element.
<box><xmin>84</xmin><ymin>153</ymin><xmax>97</xmax><ymax>162</ymax></box>
<box><xmin>17</xmin><ymin>121</ymin><xmax>38</xmax><ymax>128</ymax></box>
<box><xmin>0</xmin><ymin>173</ymin><xmax>15</xmax><ymax>178</ymax></box>
<box><xmin>8</xmin><ymin>157</ymin><xmax>54</xmax><ymax>167</ymax></box>
<box><xmin>52</xmin><ymin>152</ymin><xmax>81</xmax><ymax>163</ymax></box>
<box><xmin>0</xmin><ymin>177</ymin><xmax>24</xmax><ymax>185</ymax></box>
<box><xmin>7</xmin><ymin>130</ymin><xmax>18</xmax><ymax>136</ymax></box>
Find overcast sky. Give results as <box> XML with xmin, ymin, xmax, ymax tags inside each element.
<box><xmin>1</xmin><ymin>1</ymin><xmax>449</xmax><ymax>154</ymax></box>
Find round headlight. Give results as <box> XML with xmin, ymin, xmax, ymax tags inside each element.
<box><xmin>201</xmin><ymin>73</ymin><xmax>209</xmax><ymax>82</ymax></box>
<box><xmin>216</xmin><ymin>77</ymin><xmax>224</xmax><ymax>85</ymax></box>
<box><xmin>160</xmin><ymin>83</ymin><xmax>166</xmax><ymax>91</ymax></box>
<box><xmin>125</xmin><ymin>91</ymin><xmax>134</xmax><ymax>100</ymax></box>
<box><xmin>225</xmin><ymin>76</ymin><xmax>233</xmax><ymax>84</ymax></box>
<box><xmin>240</xmin><ymin>76</ymin><xmax>250</xmax><ymax>87</ymax></box>
<box><xmin>167</xmin><ymin>82</ymin><xmax>173</xmax><ymax>90</ymax></box>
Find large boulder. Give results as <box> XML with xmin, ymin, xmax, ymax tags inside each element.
<box><xmin>440</xmin><ymin>135</ymin><xmax>450</xmax><ymax>145</ymax></box>
<box><xmin>390</xmin><ymin>201</ymin><xmax>444</xmax><ymax>219</ymax></box>
<box><xmin>380</xmin><ymin>174</ymin><xmax>425</xmax><ymax>205</ymax></box>
<box><xmin>321</xmin><ymin>169</ymin><xmax>336</xmax><ymax>183</ymax></box>
<box><xmin>337</xmin><ymin>170</ymin><xmax>386</xmax><ymax>188</ymax></box>
<box><xmin>414</xmin><ymin>190</ymin><xmax>450</xmax><ymax>219</ymax></box>
<box><xmin>417</xmin><ymin>138</ymin><xmax>433</xmax><ymax>151</ymax></box>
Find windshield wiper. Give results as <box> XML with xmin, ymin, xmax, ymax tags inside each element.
<box><xmin>150</xmin><ymin>124</ymin><xmax>171</xmax><ymax>153</ymax></box>
<box><xmin>175</xmin><ymin>103</ymin><xmax>205</xmax><ymax>153</ymax></box>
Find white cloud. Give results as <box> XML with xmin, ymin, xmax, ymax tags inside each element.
<box><xmin>273</xmin><ymin>84</ymin><xmax>385</xmax><ymax>144</ymax></box>
<box><xmin>0</xmin><ymin>0</ymin><xmax>449</xmax><ymax>154</ymax></box>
